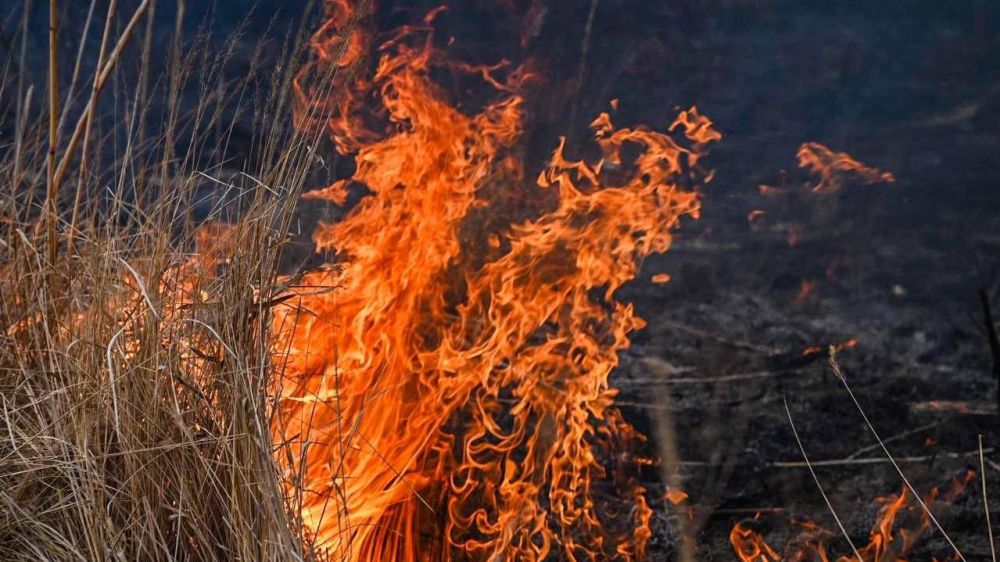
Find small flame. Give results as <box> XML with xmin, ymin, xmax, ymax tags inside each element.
<box><xmin>731</xmin><ymin>472</ymin><xmax>975</xmax><ymax>562</ymax></box>
<box><xmin>794</xmin><ymin>278</ymin><xmax>816</xmax><ymax>306</ymax></box>
<box><xmin>786</xmin><ymin>225</ymin><xmax>802</xmax><ymax>248</ymax></box>
<box><xmin>801</xmin><ymin>338</ymin><xmax>857</xmax><ymax>358</ymax></box>
<box><xmin>759</xmin><ymin>184</ymin><xmax>788</xmax><ymax>197</ymax></box>
<box><xmin>797</xmin><ymin>142</ymin><xmax>895</xmax><ymax>194</ymax></box>
<box><xmin>664</xmin><ymin>488</ymin><xmax>689</xmax><ymax>506</ymax></box>
<box><xmin>651</xmin><ymin>273</ymin><xmax>672</xmax><ymax>284</ymax></box>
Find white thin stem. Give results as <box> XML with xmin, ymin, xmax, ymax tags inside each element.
<box><xmin>783</xmin><ymin>395</ymin><xmax>862</xmax><ymax>560</ymax></box>
<box><xmin>980</xmin><ymin>434</ymin><xmax>997</xmax><ymax>562</ymax></box>
<box><xmin>829</xmin><ymin>350</ymin><xmax>967</xmax><ymax>562</ymax></box>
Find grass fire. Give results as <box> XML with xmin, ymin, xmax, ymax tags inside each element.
<box><xmin>1</xmin><ymin>1</ymin><xmax>997</xmax><ymax>561</ymax></box>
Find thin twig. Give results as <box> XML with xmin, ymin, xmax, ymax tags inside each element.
<box><xmin>620</xmin><ymin>367</ymin><xmax>796</xmax><ymax>387</ymax></box>
<box><xmin>11</xmin><ymin>2</ymin><xmax>33</xmax><ymax>200</ymax></box>
<box><xmin>55</xmin><ymin>0</ymin><xmax>151</xmax><ymax>194</ymax></box>
<box><xmin>845</xmin><ymin>421</ymin><xmax>940</xmax><ymax>460</ymax></box>
<box><xmin>770</xmin><ymin>447</ymin><xmax>995</xmax><ymax>468</ymax></box>
<box><xmin>118</xmin><ymin>257</ymin><xmax>161</xmax><ymax>320</ymax></box>
<box><xmin>656</xmin><ymin>319</ymin><xmax>778</xmax><ymax>354</ymax></box>
<box><xmin>160</xmin><ymin>0</ymin><xmax>186</xmax><ymax>191</ymax></box>
<box><xmin>70</xmin><ymin>0</ymin><xmax>119</xmax><ymax>247</ymax></box>
<box><xmin>56</xmin><ymin>0</ymin><xmax>97</xmax><ymax>137</ymax></box>
<box><xmin>105</xmin><ymin>325</ymin><xmax>126</xmax><ymax>439</ymax></box>
<box><xmin>662</xmin><ymin>446</ymin><xmax>995</xmax><ymax>469</ymax></box>
<box><xmin>45</xmin><ymin>0</ymin><xmax>60</xmax><ymax>263</ymax></box>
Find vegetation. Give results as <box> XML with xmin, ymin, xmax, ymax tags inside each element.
<box><xmin>0</xmin><ymin>2</ymin><xmax>322</xmax><ymax>559</ymax></box>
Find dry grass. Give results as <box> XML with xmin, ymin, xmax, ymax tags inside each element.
<box><xmin>0</xmin><ymin>2</ymin><xmax>328</xmax><ymax>560</ymax></box>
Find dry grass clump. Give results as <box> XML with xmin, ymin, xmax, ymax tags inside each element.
<box><xmin>0</xmin><ymin>2</ymin><xmax>327</xmax><ymax>560</ymax></box>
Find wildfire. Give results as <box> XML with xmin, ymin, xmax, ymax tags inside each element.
<box><xmin>731</xmin><ymin>472</ymin><xmax>975</xmax><ymax>562</ymax></box>
<box><xmin>275</xmin><ymin>2</ymin><xmax>718</xmax><ymax>560</ymax></box>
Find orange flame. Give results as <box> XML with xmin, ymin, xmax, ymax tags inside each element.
<box><xmin>276</xmin><ymin>3</ymin><xmax>719</xmax><ymax>560</ymax></box>
<box><xmin>651</xmin><ymin>273</ymin><xmax>672</xmax><ymax>284</ymax></box>
<box><xmin>801</xmin><ymin>338</ymin><xmax>857</xmax><ymax>358</ymax></box>
<box><xmin>797</xmin><ymin>142</ymin><xmax>895</xmax><ymax>194</ymax></box>
<box><xmin>731</xmin><ymin>519</ymin><xmax>782</xmax><ymax>562</ymax></box>
<box><xmin>731</xmin><ymin>472</ymin><xmax>975</xmax><ymax>562</ymax></box>
<box><xmin>664</xmin><ymin>488</ymin><xmax>689</xmax><ymax>506</ymax></box>
<box><xmin>794</xmin><ymin>278</ymin><xmax>816</xmax><ymax>306</ymax></box>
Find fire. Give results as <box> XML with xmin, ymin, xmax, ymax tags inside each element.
<box><xmin>664</xmin><ymin>488</ymin><xmax>689</xmax><ymax>506</ymax></box>
<box><xmin>795</xmin><ymin>278</ymin><xmax>816</xmax><ymax>306</ymax></box>
<box><xmin>797</xmin><ymin>142</ymin><xmax>895</xmax><ymax>194</ymax></box>
<box><xmin>276</xmin><ymin>2</ymin><xmax>718</xmax><ymax>560</ymax></box>
<box><xmin>651</xmin><ymin>273</ymin><xmax>672</xmax><ymax>284</ymax></box>
<box><xmin>801</xmin><ymin>339</ymin><xmax>857</xmax><ymax>358</ymax></box>
<box><xmin>731</xmin><ymin>472</ymin><xmax>975</xmax><ymax>562</ymax></box>
<box><xmin>731</xmin><ymin>518</ymin><xmax>782</xmax><ymax>562</ymax></box>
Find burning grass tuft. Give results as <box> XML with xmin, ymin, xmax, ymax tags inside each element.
<box><xmin>0</xmin><ymin>2</ymin><xmax>328</xmax><ymax>559</ymax></box>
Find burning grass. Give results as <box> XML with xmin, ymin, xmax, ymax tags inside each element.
<box><xmin>0</xmin><ymin>2</ymin><xmax>324</xmax><ymax>559</ymax></box>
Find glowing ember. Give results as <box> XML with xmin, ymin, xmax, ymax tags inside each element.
<box><xmin>275</xmin><ymin>2</ymin><xmax>719</xmax><ymax>559</ymax></box>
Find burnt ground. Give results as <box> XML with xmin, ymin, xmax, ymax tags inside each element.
<box><xmin>606</xmin><ymin>1</ymin><xmax>1000</xmax><ymax>558</ymax></box>
<box><xmin>4</xmin><ymin>0</ymin><xmax>1000</xmax><ymax>559</ymax></box>
<box><xmin>620</xmin><ymin>188</ymin><xmax>1000</xmax><ymax>559</ymax></box>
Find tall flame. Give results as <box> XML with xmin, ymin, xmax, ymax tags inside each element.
<box><xmin>276</xmin><ymin>2</ymin><xmax>718</xmax><ymax>560</ymax></box>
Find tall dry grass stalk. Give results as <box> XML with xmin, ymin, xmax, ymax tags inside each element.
<box><xmin>0</xmin><ymin>2</ymin><xmax>332</xmax><ymax>560</ymax></box>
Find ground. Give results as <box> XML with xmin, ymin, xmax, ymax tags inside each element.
<box><xmin>605</xmin><ymin>2</ymin><xmax>1000</xmax><ymax>557</ymax></box>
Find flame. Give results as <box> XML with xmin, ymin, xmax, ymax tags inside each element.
<box><xmin>731</xmin><ymin>519</ymin><xmax>782</xmax><ymax>562</ymax></box>
<box><xmin>731</xmin><ymin>472</ymin><xmax>975</xmax><ymax>562</ymax></box>
<box><xmin>276</xmin><ymin>2</ymin><xmax>719</xmax><ymax>560</ymax></box>
<box><xmin>651</xmin><ymin>273</ymin><xmax>672</xmax><ymax>284</ymax></box>
<box><xmin>664</xmin><ymin>488</ymin><xmax>689</xmax><ymax>506</ymax></box>
<box><xmin>787</xmin><ymin>225</ymin><xmax>802</xmax><ymax>247</ymax></box>
<box><xmin>797</xmin><ymin>142</ymin><xmax>895</xmax><ymax>194</ymax></box>
<box><xmin>801</xmin><ymin>339</ymin><xmax>857</xmax><ymax>358</ymax></box>
<box><xmin>795</xmin><ymin>278</ymin><xmax>816</xmax><ymax>306</ymax></box>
